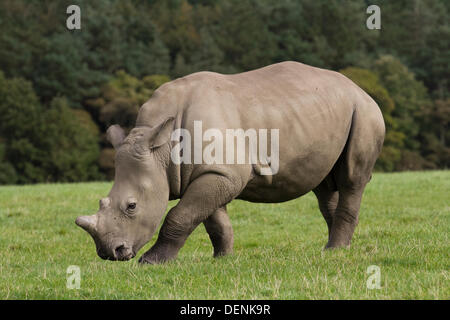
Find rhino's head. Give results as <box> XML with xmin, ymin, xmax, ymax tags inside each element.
<box><xmin>76</xmin><ymin>117</ymin><xmax>175</xmax><ymax>261</ymax></box>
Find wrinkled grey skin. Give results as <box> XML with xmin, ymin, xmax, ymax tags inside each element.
<box><xmin>76</xmin><ymin>61</ymin><xmax>385</xmax><ymax>264</ymax></box>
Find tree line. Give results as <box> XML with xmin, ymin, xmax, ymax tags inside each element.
<box><xmin>0</xmin><ymin>0</ymin><xmax>448</xmax><ymax>184</ymax></box>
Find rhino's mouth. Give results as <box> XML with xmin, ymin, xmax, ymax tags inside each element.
<box><xmin>97</xmin><ymin>244</ymin><xmax>136</xmax><ymax>261</ymax></box>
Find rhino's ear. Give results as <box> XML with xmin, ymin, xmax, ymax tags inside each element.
<box><xmin>106</xmin><ymin>124</ymin><xmax>126</xmax><ymax>149</ymax></box>
<box><xmin>148</xmin><ymin>117</ymin><xmax>176</xmax><ymax>149</ymax></box>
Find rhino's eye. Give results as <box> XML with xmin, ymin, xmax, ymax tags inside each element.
<box><xmin>127</xmin><ymin>203</ymin><xmax>137</xmax><ymax>211</ymax></box>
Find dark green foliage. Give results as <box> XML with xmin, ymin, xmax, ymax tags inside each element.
<box><xmin>86</xmin><ymin>71</ymin><xmax>170</xmax><ymax>130</ymax></box>
<box><xmin>0</xmin><ymin>72</ymin><xmax>101</xmax><ymax>184</ymax></box>
<box><xmin>376</xmin><ymin>0</ymin><xmax>450</xmax><ymax>96</ymax></box>
<box><xmin>0</xmin><ymin>0</ymin><xmax>170</xmax><ymax>108</ymax></box>
<box><xmin>418</xmin><ymin>98</ymin><xmax>450</xmax><ymax>168</ymax></box>
<box><xmin>0</xmin><ymin>143</ymin><xmax>18</xmax><ymax>184</ymax></box>
<box><xmin>34</xmin><ymin>33</ymin><xmax>109</xmax><ymax>106</ymax></box>
<box><xmin>0</xmin><ymin>72</ymin><xmax>44</xmax><ymax>183</ymax></box>
<box><xmin>40</xmin><ymin>97</ymin><xmax>102</xmax><ymax>182</ymax></box>
<box><xmin>0</xmin><ymin>0</ymin><xmax>448</xmax><ymax>183</ymax></box>
<box><xmin>373</xmin><ymin>56</ymin><xmax>429</xmax><ymax>151</ymax></box>
<box><xmin>371</xmin><ymin>56</ymin><xmax>436</xmax><ymax>171</ymax></box>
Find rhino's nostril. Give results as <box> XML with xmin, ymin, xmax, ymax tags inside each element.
<box><xmin>115</xmin><ymin>244</ymin><xmax>125</xmax><ymax>256</ymax></box>
<box><xmin>114</xmin><ymin>244</ymin><xmax>134</xmax><ymax>261</ymax></box>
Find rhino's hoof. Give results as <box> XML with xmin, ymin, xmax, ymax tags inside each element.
<box><xmin>138</xmin><ymin>255</ymin><xmax>156</xmax><ymax>265</ymax></box>
<box><xmin>213</xmin><ymin>248</ymin><xmax>233</xmax><ymax>258</ymax></box>
<box><xmin>324</xmin><ymin>242</ymin><xmax>351</xmax><ymax>250</ymax></box>
<box><xmin>138</xmin><ymin>252</ymin><xmax>171</xmax><ymax>265</ymax></box>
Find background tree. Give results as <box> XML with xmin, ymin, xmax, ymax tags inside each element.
<box><xmin>0</xmin><ymin>0</ymin><xmax>448</xmax><ymax>184</ymax></box>
<box><xmin>0</xmin><ymin>72</ymin><xmax>101</xmax><ymax>183</ymax></box>
<box><xmin>371</xmin><ymin>55</ymin><xmax>434</xmax><ymax>170</ymax></box>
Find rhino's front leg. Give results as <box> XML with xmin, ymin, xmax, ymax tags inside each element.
<box><xmin>139</xmin><ymin>173</ymin><xmax>242</xmax><ymax>264</ymax></box>
<box><xmin>203</xmin><ymin>206</ymin><xmax>234</xmax><ymax>257</ymax></box>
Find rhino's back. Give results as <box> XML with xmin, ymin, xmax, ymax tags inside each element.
<box><xmin>137</xmin><ymin>61</ymin><xmax>369</xmax><ymax>128</ymax></box>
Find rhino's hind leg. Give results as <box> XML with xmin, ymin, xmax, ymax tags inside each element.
<box><xmin>326</xmin><ymin>186</ymin><xmax>364</xmax><ymax>248</ymax></box>
<box><xmin>325</xmin><ymin>108</ymin><xmax>384</xmax><ymax>249</ymax></box>
<box><xmin>203</xmin><ymin>206</ymin><xmax>234</xmax><ymax>257</ymax></box>
<box><xmin>313</xmin><ymin>179</ymin><xmax>339</xmax><ymax>243</ymax></box>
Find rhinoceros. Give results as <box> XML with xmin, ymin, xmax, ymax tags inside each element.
<box><xmin>76</xmin><ymin>61</ymin><xmax>385</xmax><ymax>264</ymax></box>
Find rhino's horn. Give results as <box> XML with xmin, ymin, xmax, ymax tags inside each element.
<box><xmin>75</xmin><ymin>215</ymin><xmax>98</xmax><ymax>235</ymax></box>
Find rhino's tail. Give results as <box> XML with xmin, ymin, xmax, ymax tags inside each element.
<box><xmin>330</xmin><ymin>101</ymin><xmax>385</xmax><ymax>191</ymax></box>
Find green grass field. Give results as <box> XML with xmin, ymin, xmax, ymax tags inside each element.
<box><xmin>0</xmin><ymin>171</ymin><xmax>448</xmax><ymax>299</ymax></box>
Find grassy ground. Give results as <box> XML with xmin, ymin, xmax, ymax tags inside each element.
<box><xmin>0</xmin><ymin>171</ymin><xmax>448</xmax><ymax>299</ymax></box>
